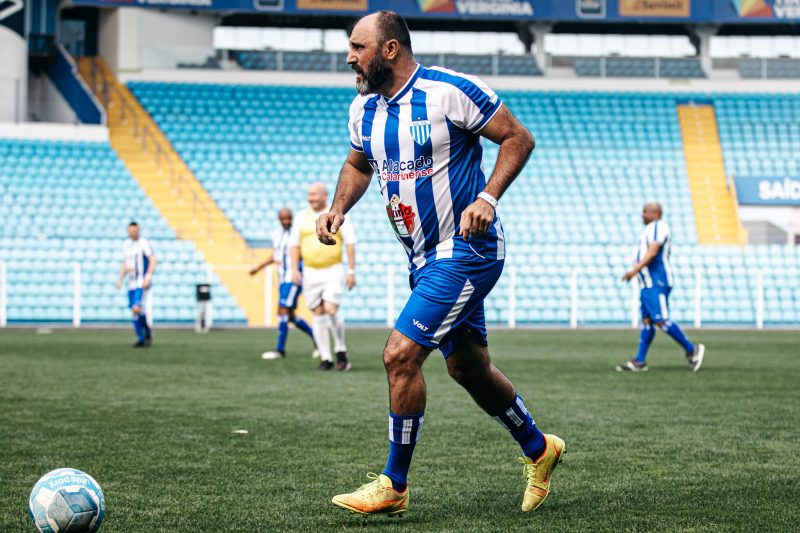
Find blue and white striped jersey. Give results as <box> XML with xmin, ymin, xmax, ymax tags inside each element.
<box><xmin>122</xmin><ymin>237</ymin><xmax>155</xmax><ymax>290</ymax></box>
<box><xmin>348</xmin><ymin>64</ymin><xmax>505</xmax><ymax>272</ymax></box>
<box><xmin>272</xmin><ymin>227</ymin><xmax>294</xmax><ymax>284</ymax></box>
<box><xmin>635</xmin><ymin>220</ymin><xmax>674</xmax><ymax>289</ymax></box>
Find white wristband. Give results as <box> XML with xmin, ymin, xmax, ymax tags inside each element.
<box><xmin>477</xmin><ymin>192</ymin><xmax>498</xmax><ymax>209</ymax></box>
<box><xmin>347</xmin><ymin>269</ymin><xmax>355</xmax><ymax>275</ymax></box>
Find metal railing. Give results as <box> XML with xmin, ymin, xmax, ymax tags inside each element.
<box><xmin>0</xmin><ymin>261</ymin><xmax>782</xmax><ymax>329</ymax></box>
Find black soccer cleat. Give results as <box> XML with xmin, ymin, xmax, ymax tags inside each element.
<box><xmin>335</xmin><ymin>351</ymin><xmax>351</xmax><ymax>372</ymax></box>
<box><xmin>318</xmin><ymin>360</ymin><xmax>334</xmax><ymax>371</ymax></box>
<box><xmin>132</xmin><ymin>340</ymin><xmax>146</xmax><ymax>348</ymax></box>
<box><xmin>144</xmin><ymin>335</ymin><xmax>153</xmax><ymax>347</ymax></box>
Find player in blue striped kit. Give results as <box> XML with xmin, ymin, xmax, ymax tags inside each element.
<box><xmin>250</xmin><ymin>208</ymin><xmax>316</xmax><ymax>360</ymax></box>
<box><xmin>618</xmin><ymin>202</ymin><xmax>705</xmax><ymax>372</ymax></box>
<box><xmin>116</xmin><ymin>222</ymin><xmax>157</xmax><ymax>348</ymax></box>
<box><xmin>316</xmin><ymin>11</ymin><xmax>565</xmax><ymax>516</ymax></box>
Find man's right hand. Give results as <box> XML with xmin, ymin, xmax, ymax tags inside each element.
<box><xmin>316</xmin><ymin>211</ymin><xmax>345</xmax><ymax>245</ymax></box>
<box><xmin>292</xmin><ymin>269</ymin><xmax>302</xmax><ymax>285</ymax></box>
<box><xmin>115</xmin><ymin>280</ymin><xmax>122</xmax><ymax>290</ymax></box>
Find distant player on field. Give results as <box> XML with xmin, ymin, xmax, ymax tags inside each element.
<box><xmin>618</xmin><ymin>202</ymin><xmax>705</xmax><ymax>372</ymax></box>
<box><xmin>116</xmin><ymin>222</ymin><xmax>156</xmax><ymax>348</ymax></box>
<box><xmin>317</xmin><ymin>11</ymin><xmax>564</xmax><ymax>516</ymax></box>
<box><xmin>291</xmin><ymin>183</ymin><xmax>357</xmax><ymax>372</ymax></box>
<box><xmin>249</xmin><ymin>208</ymin><xmax>317</xmax><ymax>360</ymax></box>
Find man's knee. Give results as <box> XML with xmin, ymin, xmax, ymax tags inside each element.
<box><xmin>324</xmin><ymin>302</ymin><xmax>339</xmax><ymax>316</ymax></box>
<box><xmin>446</xmin><ymin>335</ymin><xmax>491</xmax><ymax>386</ymax></box>
<box><xmin>383</xmin><ymin>335</ymin><xmax>425</xmax><ymax>377</ymax></box>
<box><xmin>446</xmin><ymin>354</ymin><xmax>490</xmax><ymax>387</ymax></box>
<box><xmin>131</xmin><ymin>305</ymin><xmax>141</xmax><ymax>315</ymax></box>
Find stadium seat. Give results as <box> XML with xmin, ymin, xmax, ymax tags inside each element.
<box><xmin>21</xmin><ymin>84</ymin><xmax>784</xmax><ymax>326</ymax></box>
<box><xmin>0</xmin><ymin>139</ymin><xmax>247</xmax><ymax>325</ymax></box>
<box><xmin>231</xmin><ymin>50</ymin><xmax>541</xmax><ymax>76</ymax></box>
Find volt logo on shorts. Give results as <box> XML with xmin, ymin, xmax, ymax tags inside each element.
<box><xmin>412</xmin><ymin>319</ymin><xmax>429</xmax><ymax>332</ymax></box>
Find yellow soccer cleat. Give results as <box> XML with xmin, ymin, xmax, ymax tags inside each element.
<box><xmin>332</xmin><ymin>473</ymin><xmax>409</xmax><ymax>517</ymax></box>
<box><xmin>519</xmin><ymin>434</ymin><xmax>566</xmax><ymax>512</ymax></box>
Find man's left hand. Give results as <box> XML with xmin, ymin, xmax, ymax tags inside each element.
<box><xmin>622</xmin><ymin>270</ymin><xmax>637</xmax><ymax>282</ymax></box>
<box><xmin>143</xmin><ymin>277</ymin><xmax>152</xmax><ymax>289</ymax></box>
<box><xmin>346</xmin><ymin>274</ymin><xmax>356</xmax><ymax>290</ymax></box>
<box><xmin>459</xmin><ymin>198</ymin><xmax>495</xmax><ymax>240</ymax></box>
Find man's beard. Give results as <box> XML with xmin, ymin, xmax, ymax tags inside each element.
<box><xmin>354</xmin><ymin>54</ymin><xmax>393</xmax><ymax>95</ymax></box>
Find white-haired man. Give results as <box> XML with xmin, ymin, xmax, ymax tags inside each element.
<box><xmin>291</xmin><ymin>182</ymin><xmax>357</xmax><ymax>371</ymax></box>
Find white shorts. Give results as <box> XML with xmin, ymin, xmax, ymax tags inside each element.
<box><xmin>302</xmin><ymin>264</ymin><xmax>344</xmax><ymax>309</ymax></box>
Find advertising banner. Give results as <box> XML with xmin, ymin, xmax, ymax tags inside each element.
<box><xmin>735</xmin><ymin>176</ymin><xmax>800</xmax><ymax>205</ymax></box>
<box><xmin>619</xmin><ymin>0</ymin><xmax>691</xmax><ymax>18</ymax></box>
<box><xmin>65</xmin><ymin>0</ymin><xmax>800</xmax><ymax>22</ymax></box>
<box><xmin>404</xmin><ymin>0</ymin><xmax>538</xmax><ymax>17</ymax></box>
<box><xmin>576</xmin><ymin>0</ymin><xmax>606</xmax><ymax>18</ymax></box>
<box><xmin>720</xmin><ymin>0</ymin><xmax>800</xmax><ymax>21</ymax></box>
<box><xmin>296</xmin><ymin>0</ymin><xmax>367</xmax><ymax>10</ymax></box>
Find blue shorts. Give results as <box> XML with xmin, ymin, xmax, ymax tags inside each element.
<box><xmin>128</xmin><ymin>288</ymin><xmax>143</xmax><ymax>309</ymax></box>
<box><xmin>278</xmin><ymin>282</ymin><xmax>301</xmax><ymax>309</ymax></box>
<box><xmin>395</xmin><ymin>255</ymin><xmax>504</xmax><ymax>358</ymax></box>
<box><xmin>641</xmin><ymin>286</ymin><xmax>671</xmax><ymax>322</ymax></box>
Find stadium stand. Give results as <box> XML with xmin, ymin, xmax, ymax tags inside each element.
<box><xmin>234</xmin><ymin>50</ymin><xmax>541</xmax><ymax>76</ymax></box>
<box><xmin>739</xmin><ymin>58</ymin><xmax>800</xmax><ymax>79</ymax></box>
<box><xmin>575</xmin><ymin>57</ymin><xmax>705</xmax><ymax>78</ymax></box>
<box><xmin>716</xmin><ymin>95</ymin><xmax>800</xmax><ymax>178</ymax></box>
<box><xmin>0</xmin><ymin>138</ymin><xmax>247</xmax><ymax>324</ymax></box>
<box><xmin>178</xmin><ymin>56</ymin><xmax>222</xmax><ymax>70</ymax></box>
<box><xmin>127</xmin><ymin>81</ymin><xmax>800</xmax><ymax>325</ymax></box>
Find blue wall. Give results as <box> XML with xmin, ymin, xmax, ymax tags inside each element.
<box><xmin>47</xmin><ymin>45</ymin><xmax>104</xmax><ymax>125</ymax></box>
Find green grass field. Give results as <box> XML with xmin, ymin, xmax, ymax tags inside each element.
<box><xmin>1</xmin><ymin>327</ymin><xmax>798</xmax><ymax>532</ymax></box>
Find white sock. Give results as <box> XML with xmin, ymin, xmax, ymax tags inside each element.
<box><xmin>330</xmin><ymin>312</ymin><xmax>347</xmax><ymax>353</ymax></box>
<box><xmin>312</xmin><ymin>315</ymin><xmax>332</xmax><ymax>362</ymax></box>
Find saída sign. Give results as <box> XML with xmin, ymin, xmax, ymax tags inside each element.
<box><xmin>735</xmin><ymin>176</ymin><xmax>800</xmax><ymax>206</ymax></box>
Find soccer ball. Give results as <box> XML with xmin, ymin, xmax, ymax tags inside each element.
<box><xmin>28</xmin><ymin>468</ymin><xmax>106</xmax><ymax>533</ymax></box>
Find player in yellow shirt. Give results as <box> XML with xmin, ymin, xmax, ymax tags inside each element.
<box><xmin>291</xmin><ymin>182</ymin><xmax>357</xmax><ymax>371</ymax></box>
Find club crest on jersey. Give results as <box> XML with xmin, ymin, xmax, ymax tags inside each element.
<box><xmin>410</xmin><ymin>120</ymin><xmax>432</xmax><ymax>145</ymax></box>
<box><xmin>386</xmin><ymin>194</ymin><xmax>416</xmax><ymax>238</ymax></box>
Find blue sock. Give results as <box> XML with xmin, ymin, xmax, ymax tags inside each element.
<box><xmin>132</xmin><ymin>314</ymin><xmax>144</xmax><ymax>342</ymax></box>
<box><xmin>138</xmin><ymin>314</ymin><xmax>151</xmax><ymax>338</ymax></box>
<box><xmin>635</xmin><ymin>323</ymin><xmax>656</xmax><ymax>363</ymax></box>
<box><xmin>293</xmin><ymin>317</ymin><xmax>314</xmax><ymax>339</ymax></box>
<box><xmin>276</xmin><ymin>315</ymin><xmax>289</xmax><ymax>353</ymax></box>
<box><xmin>383</xmin><ymin>411</ymin><xmax>424</xmax><ymax>492</ymax></box>
<box><xmin>660</xmin><ymin>320</ymin><xmax>695</xmax><ymax>353</ymax></box>
<box><xmin>492</xmin><ymin>394</ymin><xmax>546</xmax><ymax>460</ymax></box>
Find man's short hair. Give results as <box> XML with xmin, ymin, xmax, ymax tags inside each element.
<box><xmin>375</xmin><ymin>10</ymin><xmax>413</xmax><ymax>53</ymax></box>
<box><xmin>129</xmin><ymin>221</ymin><xmax>138</xmax><ymax>227</ymax></box>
